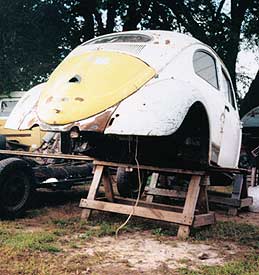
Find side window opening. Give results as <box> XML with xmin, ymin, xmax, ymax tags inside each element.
<box><xmin>193</xmin><ymin>50</ymin><xmax>219</xmax><ymax>89</ymax></box>
<box><xmin>221</xmin><ymin>69</ymin><xmax>235</xmax><ymax>108</ymax></box>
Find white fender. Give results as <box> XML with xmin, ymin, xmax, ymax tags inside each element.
<box><xmin>5</xmin><ymin>83</ymin><xmax>45</xmax><ymax>130</ymax></box>
<box><xmin>105</xmin><ymin>78</ymin><xmax>206</xmax><ymax>136</ymax></box>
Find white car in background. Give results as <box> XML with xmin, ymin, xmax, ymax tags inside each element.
<box><xmin>0</xmin><ymin>92</ymin><xmax>43</xmax><ymax>150</ymax></box>
<box><xmin>6</xmin><ymin>30</ymin><xmax>242</xmax><ymax>170</ymax></box>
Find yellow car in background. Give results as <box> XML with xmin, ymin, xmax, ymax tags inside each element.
<box><xmin>0</xmin><ymin>91</ymin><xmax>43</xmax><ymax>151</ymax></box>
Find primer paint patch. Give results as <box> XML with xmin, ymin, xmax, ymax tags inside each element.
<box><xmin>94</xmin><ymin>57</ymin><xmax>110</xmax><ymax>65</ymax></box>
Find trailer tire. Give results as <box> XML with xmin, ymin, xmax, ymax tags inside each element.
<box><xmin>0</xmin><ymin>135</ymin><xmax>6</xmax><ymax>150</ymax></box>
<box><xmin>0</xmin><ymin>158</ymin><xmax>35</xmax><ymax>219</ymax></box>
<box><xmin>116</xmin><ymin>167</ymin><xmax>147</xmax><ymax>199</ymax></box>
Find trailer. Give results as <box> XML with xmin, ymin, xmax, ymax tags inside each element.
<box><xmin>0</xmin><ymin>149</ymin><xmax>93</xmax><ymax>218</ymax></box>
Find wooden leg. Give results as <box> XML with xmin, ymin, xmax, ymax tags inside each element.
<box><xmin>196</xmin><ymin>176</ymin><xmax>209</xmax><ymax>214</ymax></box>
<box><xmin>177</xmin><ymin>225</ymin><xmax>190</xmax><ymax>239</ymax></box>
<box><xmin>228</xmin><ymin>174</ymin><xmax>243</xmax><ymax>216</ymax></box>
<box><xmin>146</xmin><ymin>173</ymin><xmax>159</xmax><ymax>203</ymax></box>
<box><xmin>81</xmin><ymin>165</ymin><xmax>104</xmax><ymax>220</ymax></box>
<box><xmin>240</xmin><ymin>175</ymin><xmax>248</xmax><ymax>199</ymax></box>
<box><xmin>103</xmin><ymin>169</ymin><xmax>114</xmax><ymax>202</ymax></box>
<box><xmin>251</xmin><ymin>167</ymin><xmax>256</xmax><ymax>187</ymax></box>
<box><xmin>177</xmin><ymin>175</ymin><xmax>201</xmax><ymax>240</ymax></box>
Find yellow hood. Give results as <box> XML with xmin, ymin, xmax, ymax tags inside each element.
<box><xmin>37</xmin><ymin>51</ymin><xmax>156</xmax><ymax>125</ymax></box>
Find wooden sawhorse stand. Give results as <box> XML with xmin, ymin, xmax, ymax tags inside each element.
<box><xmin>80</xmin><ymin>161</ymin><xmax>215</xmax><ymax>239</ymax></box>
<box><xmin>208</xmin><ymin>173</ymin><xmax>253</xmax><ymax>215</ymax></box>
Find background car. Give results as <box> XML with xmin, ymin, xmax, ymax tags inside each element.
<box><xmin>0</xmin><ymin>91</ymin><xmax>43</xmax><ymax>150</ymax></box>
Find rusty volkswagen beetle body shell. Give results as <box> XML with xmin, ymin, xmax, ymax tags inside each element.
<box><xmin>6</xmin><ymin>30</ymin><xmax>242</xmax><ymax>168</ymax></box>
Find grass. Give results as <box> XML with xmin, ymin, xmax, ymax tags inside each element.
<box><xmin>51</xmin><ymin>217</ymin><xmax>89</xmax><ymax>232</ymax></box>
<box><xmin>192</xmin><ymin>221</ymin><xmax>259</xmax><ymax>248</ymax></box>
<box><xmin>0</xmin><ymin>226</ymin><xmax>60</xmax><ymax>252</ymax></box>
<box><xmin>178</xmin><ymin>254</ymin><xmax>259</xmax><ymax>275</ymax></box>
<box><xmin>81</xmin><ymin>221</ymin><xmax>120</xmax><ymax>239</ymax></box>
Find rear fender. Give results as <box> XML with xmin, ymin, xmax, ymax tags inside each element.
<box><xmin>104</xmin><ymin>78</ymin><xmax>206</xmax><ymax>136</ymax></box>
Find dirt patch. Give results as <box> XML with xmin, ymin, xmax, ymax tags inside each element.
<box><xmin>68</xmin><ymin>232</ymin><xmax>246</xmax><ymax>273</ymax></box>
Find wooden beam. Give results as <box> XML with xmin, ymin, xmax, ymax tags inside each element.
<box><xmin>81</xmin><ymin>165</ymin><xmax>104</xmax><ymax>219</ymax></box>
<box><xmin>80</xmin><ymin>199</ymin><xmax>191</xmax><ymax>225</ymax></box>
<box><xmin>209</xmin><ymin>195</ymin><xmax>241</xmax><ymax>207</ymax></box>
<box><xmin>146</xmin><ymin>173</ymin><xmax>159</xmax><ymax>203</ymax></box>
<box><xmin>0</xmin><ymin>149</ymin><xmax>94</xmax><ymax>161</ymax></box>
<box><xmin>94</xmin><ymin>160</ymin><xmax>206</xmax><ymax>175</ymax></box>
<box><xmin>113</xmin><ymin>196</ymin><xmax>188</xmax><ymax>213</ymax></box>
<box><xmin>240</xmin><ymin>197</ymin><xmax>253</xmax><ymax>208</ymax></box>
<box><xmin>146</xmin><ymin>187</ymin><xmax>186</xmax><ymax>199</ymax></box>
<box><xmin>178</xmin><ymin>175</ymin><xmax>201</xmax><ymax>239</ymax></box>
<box><xmin>208</xmin><ymin>166</ymin><xmax>250</xmax><ymax>175</ymax></box>
<box><xmin>193</xmin><ymin>212</ymin><xmax>215</xmax><ymax>227</ymax></box>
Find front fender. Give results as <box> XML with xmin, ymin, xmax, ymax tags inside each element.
<box><xmin>5</xmin><ymin>83</ymin><xmax>45</xmax><ymax>130</ymax></box>
<box><xmin>104</xmin><ymin>78</ymin><xmax>205</xmax><ymax>136</ymax></box>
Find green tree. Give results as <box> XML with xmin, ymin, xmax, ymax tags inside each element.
<box><xmin>0</xmin><ymin>0</ymin><xmax>78</xmax><ymax>93</ymax></box>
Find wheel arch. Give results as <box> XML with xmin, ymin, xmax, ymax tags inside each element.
<box><xmin>178</xmin><ymin>101</ymin><xmax>212</xmax><ymax>164</ymax></box>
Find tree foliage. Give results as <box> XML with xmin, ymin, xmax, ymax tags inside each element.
<box><xmin>0</xmin><ymin>0</ymin><xmax>78</xmax><ymax>92</ymax></box>
<box><xmin>0</xmin><ymin>0</ymin><xmax>258</xmax><ymax>113</ymax></box>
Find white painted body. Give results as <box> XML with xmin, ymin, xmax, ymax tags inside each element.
<box><xmin>6</xmin><ymin>30</ymin><xmax>242</xmax><ymax>168</ymax></box>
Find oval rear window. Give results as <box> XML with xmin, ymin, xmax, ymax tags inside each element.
<box><xmin>84</xmin><ymin>34</ymin><xmax>152</xmax><ymax>45</ymax></box>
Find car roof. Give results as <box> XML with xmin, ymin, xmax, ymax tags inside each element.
<box><xmin>83</xmin><ymin>30</ymin><xmax>202</xmax><ymax>49</ymax></box>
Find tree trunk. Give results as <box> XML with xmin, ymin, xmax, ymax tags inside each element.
<box><xmin>77</xmin><ymin>1</ymin><xmax>96</xmax><ymax>40</ymax></box>
<box><xmin>106</xmin><ymin>0</ymin><xmax>117</xmax><ymax>33</ymax></box>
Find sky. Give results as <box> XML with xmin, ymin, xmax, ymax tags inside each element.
<box><xmin>237</xmin><ymin>49</ymin><xmax>259</xmax><ymax>96</ymax></box>
<box><xmin>221</xmin><ymin>0</ymin><xmax>259</xmax><ymax>96</ymax></box>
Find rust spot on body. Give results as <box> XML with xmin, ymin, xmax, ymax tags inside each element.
<box><xmin>45</xmin><ymin>96</ymin><xmax>53</xmax><ymax>104</ymax></box>
<box><xmin>75</xmin><ymin>97</ymin><xmax>84</xmax><ymax>102</ymax></box>
<box><xmin>61</xmin><ymin>97</ymin><xmax>69</xmax><ymax>102</ymax></box>
<box><xmin>78</xmin><ymin>109</ymin><xmax>113</xmax><ymax>132</ymax></box>
<box><xmin>165</xmin><ymin>39</ymin><xmax>170</xmax><ymax>45</ymax></box>
<box><xmin>28</xmin><ymin>118</ymin><xmax>37</xmax><ymax>127</ymax></box>
<box><xmin>36</xmin><ymin>106</ymin><xmax>117</xmax><ymax>133</ymax></box>
<box><xmin>54</xmin><ymin>109</ymin><xmax>61</xmax><ymax>114</ymax></box>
